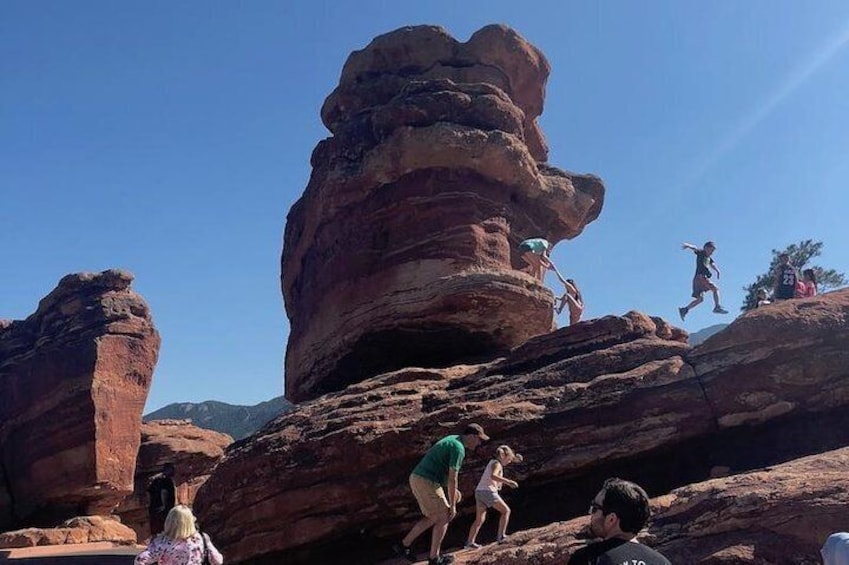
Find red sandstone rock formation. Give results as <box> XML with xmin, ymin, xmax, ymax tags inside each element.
<box><xmin>0</xmin><ymin>516</ymin><xmax>137</xmax><ymax>549</ymax></box>
<box><xmin>0</xmin><ymin>270</ymin><xmax>160</xmax><ymax>532</ymax></box>
<box><xmin>116</xmin><ymin>419</ymin><xmax>232</xmax><ymax>541</ymax></box>
<box><xmin>447</xmin><ymin>445</ymin><xmax>849</xmax><ymax>565</ymax></box>
<box><xmin>281</xmin><ymin>25</ymin><xmax>605</xmax><ymax>402</ymax></box>
<box><xmin>194</xmin><ymin>290</ymin><xmax>849</xmax><ymax>564</ymax></box>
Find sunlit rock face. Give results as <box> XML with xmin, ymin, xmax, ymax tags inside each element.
<box><xmin>195</xmin><ymin>290</ymin><xmax>849</xmax><ymax>564</ymax></box>
<box><xmin>0</xmin><ymin>270</ymin><xmax>160</xmax><ymax>531</ymax></box>
<box><xmin>281</xmin><ymin>24</ymin><xmax>605</xmax><ymax>402</ymax></box>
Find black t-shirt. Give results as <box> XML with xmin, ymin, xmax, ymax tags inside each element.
<box><xmin>568</xmin><ymin>537</ymin><xmax>671</xmax><ymax>565</ymax></box>
<box><xmin>775</xmin><ymin>265</ymin><xmax>798</xmax><ymax>299</ymax></box>
<box><xmin>695</xmin><ymin>250</ymin><xmax>713</xmax><ymax>278</ymax></box>
<box><xmin>147</xmin><ymin>475</ymin><xmax>176</xmax><ymax>512</ymax></box>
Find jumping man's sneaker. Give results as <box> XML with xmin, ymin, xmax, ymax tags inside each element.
<box><xmin>678</xmin><ymin>307</ymin><xmax>688</xmax><ymax>321</ymax></box>
<box><xmin>713</xmin><ymin>306</ymin><xmax>729</xmax><ymax>314</ymax></box>
<box><xmin>392</xmin><ymin>543</ymin><xmax>414</xmax><ymax>562</ymax></box>
<box><xmin>464</xmin><ymin>542</ymin><xmax>482</xmax><ymax>549</ymax></box>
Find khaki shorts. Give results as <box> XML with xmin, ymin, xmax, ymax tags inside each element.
<box><xmin>409</xmin><ymin>474</ymin><xmax>450</xmax><ymax>519</ymax></box>
<box><xmin>692</xmin><ymin>274</ymin><xmax>717</xmax><ymax>298</ymax></box>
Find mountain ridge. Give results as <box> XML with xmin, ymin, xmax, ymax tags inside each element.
<box><xmin>144</xmin><ymin>396</ymin><xmax>293</xmax><ymax>440</ymax></box>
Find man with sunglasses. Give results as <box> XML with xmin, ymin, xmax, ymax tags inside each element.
<box><xmin>568</xmin><ymin>478</ymin><xmax>670</xmax><ymax>565</ymax></box>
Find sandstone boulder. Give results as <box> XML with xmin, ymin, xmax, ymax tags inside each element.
<box><xmin>195</xmin><ymin>313</ymin><xmax>699</xmax><ymax>564</ymax></box>
<box><xmin>0</xmin><ymin>515</ymin><xmax>136</xmax><ymax>549</ymax></box>
<box><xmin>281</xmin><ymin>24</ymin><xmax>605</xmax><ymax>402</ymax></box>
<box><xmin>690</xmin><ymin>290</ymin><xmax>849</xmax><ymax>429</ymax></box>
<box><xmin>452</xmin><ymin>446</ymin><xmax>849</xmax><ymax>565</ymax></box>
<box><xmin>115</xmin><ymin>420</ymin><xmax>232</xmax><ymax>541</ymax></box>
<box><xmin>0</xmin><ymin>270</ymin><xmax>160</xmax><ymax>531</ymax></box>
<box><xmin>195</xmin><ymin>290</ymin><xmax>849</xmax><ymax>564</ymax></box>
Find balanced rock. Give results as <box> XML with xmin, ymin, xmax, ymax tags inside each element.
<box><xmin>116</xmin><ymin>419</ymin><xmax>232</xmax><ymax>541</ymax></box>
<box><xmin>0</xmin><ymin>270</ymin><xmax>160</xmax><ymax>531</ymax></box>
<box><xmin>281</xmin><ymin>24</ymin><xmax>605</xmax><ymax>402</ymax></box>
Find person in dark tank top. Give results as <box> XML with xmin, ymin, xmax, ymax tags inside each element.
<box><xmin>774</xmin><ymin>253</ymin><xmax>800</xmax><ymax>300</ymax></box>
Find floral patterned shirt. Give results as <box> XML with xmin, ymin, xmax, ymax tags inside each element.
<box><xmin>135</xmin><ymin>532</ymin><xmax>224</xmax><ymax>565</ymax></box>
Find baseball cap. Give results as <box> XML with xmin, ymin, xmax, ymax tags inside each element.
<box><xmin>463</xmin><ymin>423</ymin><xmax>490</xmax><ymax>441</ymax></box>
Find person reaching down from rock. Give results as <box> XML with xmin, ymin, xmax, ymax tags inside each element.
<box><xmin>678</xmin><ymin>241</ymin><xmax>728</xmax><ymax>321</ymax></box>
<box><xmin>465</xmin><ymin>444</ymin><xmax>522</xmax><ymax>548</ymax></box>
<box><xmin>135</xmin><ymin>505</ymin><xmax>223</xmax><ymax>565</ymax></box>
<box><xmin>567</xmin><ymin>478</ymin><xmax>670</xmax><ymax>565</ymax></box>
<box><xmin>393</xmin><ymin>423</ymin><xmax>490</xmax><ymax>565</ymax></box>
<box><xmin>519</xmin><ymin>238</ymin><xmax>559</xmax><ymax>282</ymax></box>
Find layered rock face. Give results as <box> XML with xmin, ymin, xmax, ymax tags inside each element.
<box><xmin>0</xmin><ymin>270</ymin><xmax>160</xmax><ymax>531</ymax></box>
<box><xmin>116</xmin><ymin>419</ymin><xmax>232</xmax><ymax>541</ymax></box>
<box><xmin>456</xmin><ymin>446</ymin><xmax>848</xmax><ymax>565</ymax></box>
<box><xmin>194</xmin><ymin>290</ymin><xmax>849</xmax><ymax>564</ymax></box>
<box><xmin>281</xmin><ymin>25</ymin><xmax>605</xmax><ymax>402</ymax></box>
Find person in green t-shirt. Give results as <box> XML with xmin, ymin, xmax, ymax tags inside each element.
<box><xmin>393</xmin><ymin>423</ymin><xmax>490</xmax><ymax>565</ymax></box>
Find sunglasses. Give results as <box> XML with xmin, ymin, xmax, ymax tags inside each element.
<box><xmin>588</xmin><ymin>501</ymin><xmax>605</xmax><ymax>515</ymax></box>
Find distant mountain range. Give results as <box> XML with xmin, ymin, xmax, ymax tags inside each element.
<box><xmin>144</xmin><ymin>396</ymin><xmax>294</xmax><ymax>440</ymax></box>
<box><xmin>688</xmin><ymin>323</ymin><xmax>729</xmax><ymax>346</ymax></box>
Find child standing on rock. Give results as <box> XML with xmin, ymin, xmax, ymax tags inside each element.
<box><xmin>465</xmin><ymin>445</ymin><xmax>522</xmax><ymax>548</ymax></box>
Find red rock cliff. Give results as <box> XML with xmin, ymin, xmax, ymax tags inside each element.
<box><xmin>281</xmin><ymin>25</ymin><xmax>605</xmax><ymax>402</ymax></box>
<box><xmin>0</xmin><ymin>270</ymin><xmax>160</xmax><ymax>531</ymax></box>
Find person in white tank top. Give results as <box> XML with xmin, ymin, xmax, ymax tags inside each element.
<box><xmin>466</xmin><ymin>445</ymin><xmax>522</xmax><ymax>548</ymax></box>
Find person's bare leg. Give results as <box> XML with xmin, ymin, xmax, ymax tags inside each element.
<box><xmin>685</xmin><ymin>295</ymin><xmax>703</xmax><ymax>310</ymax></box>
<box><xmin>466</xmin><ymin>503</ymin><xmax>487</xmax><ymax>545</ymax></box>
<box><xmin>711</xmin><ymin>288</ymin><xmax>721</xmax><ymax>308</ymax></box>
<box><xmin>492</xmin><ymin>500</ymin><xmax>511</xmax><ymax>540</ymax></box>
<box><xmin>429</xmin><ymin>510</ymin><xmax>451</xmax><ymax>559</ymax></box>
<box><xmin>403</xmin><ymin>516</ymin><xmax>434</xmax><ymax>548</ymax></box>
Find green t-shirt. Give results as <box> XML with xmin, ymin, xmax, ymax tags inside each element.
<box><xmin>412</xmin><ymin>435</ymin><xmax>465</xmax><ymax>486</ymax></box>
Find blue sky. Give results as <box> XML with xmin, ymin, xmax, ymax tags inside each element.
<box><xmin>2</xmin><ymin>1</ymin><xmax>848</xmax><ymax>412</ymax></box>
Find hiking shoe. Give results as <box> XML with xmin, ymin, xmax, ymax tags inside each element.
<box><xmin>713</xmin><ymin>306</ymin><xmax>729</xmax><ymax>314</ymax></box>
<box><xmin>464</xmin><ymin>542</ymin><xmax>482</xmax><ymax>549</ymax></box>
<box><xmin>428</xmin><ymin>555</ymin><xmax>454</xmax><ymax>565</ymax></box>
<box><xmin>678</xmin><ymin>307</ymin><xmax>688</xmax><ymax>321</ymax></box>
<box><xmin>392</xmin><ymin>543</ymin><xmax>413</xmax><ymax>562</ymax></box>
<box><xmin>497</xmin><ymin>535</ymin><xmax>508</xmax><ymax>544</ymax></box>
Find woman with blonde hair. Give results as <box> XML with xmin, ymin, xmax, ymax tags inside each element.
<box><xmin>135</xmin><ymin>505</ymin><xmax>224</xmax><ymax>565</ymax></box>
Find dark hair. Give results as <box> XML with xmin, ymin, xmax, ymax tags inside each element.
<box><xmin>600</xmin><ymin>478</ymin><xmax>651</xmax><ymax>534</ymax></box>
<box><xmin>704</xmin><ymin>241</ymin><xmax>716</xmax><ymax>249</ymax></box>
<box><xmin>566</xmin><ymin>279</ymin><xmax>582</xmax><ymax>304</ymax></box>
<box><xmin>803</xmin><ymin>268</ymin><xmax>817</xmax><ymax>284</ymax></box>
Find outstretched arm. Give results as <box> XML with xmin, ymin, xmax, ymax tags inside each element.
<box><xmin>682</xmin><ymin>242</ymin><xmax>698</xmax><ymax>252</ymax></box>
<box><xmin>548</xmin><ymin>261</ymin><xmax>568</xmax><ymax>286</ymax></box>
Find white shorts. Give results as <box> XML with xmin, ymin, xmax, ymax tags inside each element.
<box><xmin>475</xmin><ymin>489</ymin><xmax>504</xmax><ymax>508</ymax></box>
